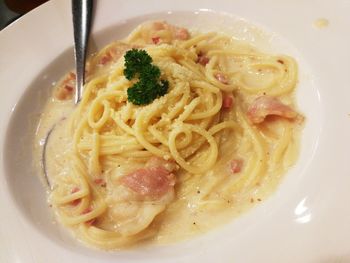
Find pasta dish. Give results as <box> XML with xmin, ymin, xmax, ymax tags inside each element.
<box><xmin>35</xmin><ymin>21</ymin><xmax>303</xmax><ymax>249</ymax></box>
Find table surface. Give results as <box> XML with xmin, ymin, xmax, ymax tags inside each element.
<box><xmin>0</xmin><ymin>0</ymin><xmax>20</xmax><ymax>30</ymax></box>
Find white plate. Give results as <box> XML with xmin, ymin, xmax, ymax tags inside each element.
<box><xmin>1</xmin><ymin>0</ymin><xmax>350</xmax><ymax>262</ymax></box>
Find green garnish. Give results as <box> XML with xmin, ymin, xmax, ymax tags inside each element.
<box><xmin>124</xmin><ymin>49</ymin><xmax>169</xmax><ymax>105</ymax></box>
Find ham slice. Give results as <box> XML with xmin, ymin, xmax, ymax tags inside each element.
<box><xmin>121</xmin><ymin>157</ymin><xmax>176</xmax><ymax>199</ymax></box>
<box><xmin>247</xmin><ymin>96</ymin><xmax>298</xmax><ymax>124</ymax></box>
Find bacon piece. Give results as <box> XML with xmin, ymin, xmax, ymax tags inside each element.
<box><xmin>197</xmin><ymin>52</ymin><xmax>209</xmax><ymax>66</ymax></box>
<box><xmin>222</xmin><ymin>94</ymin><xmax>234</xmax><ymax>110</ymax></box>
<box><xmin>54</xmin><ymin>72</ymin><xmax>75</xmax><ymax>100</ymax></box>
<box><xmin>247</xmin><ymin>96</ymin><xmax>298</xmax><ymax>124</ymax></box>
<box><xmin>121</xmin><ymin>159</ymin><xmax>176</xmax><ymax>199</ymax></box>
<box><xmin>215</xmin><ymin>72</ymin><xmax>229</xmax><ymax>84</ymax></box>
<box><xmin>230</xmin><ymin>159</ymin><xmax>243</xmax><ymax>174</ymax></box>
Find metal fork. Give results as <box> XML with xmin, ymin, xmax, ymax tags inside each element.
<box><xmin>42</xmin><ymin>0</ymin><xmax>93</xmax><ymax>187</ymax></box>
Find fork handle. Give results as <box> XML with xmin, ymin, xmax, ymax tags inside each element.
<box><xmin>72</xmin><ymin>0</ymin><xmax>93</xmax><ymax>104</ymax></box>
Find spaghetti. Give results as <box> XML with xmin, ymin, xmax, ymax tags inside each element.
<box><xmin>36</xmin><ymin>21</ymin><xmax>303</xmax><ymax>249</ymax></box>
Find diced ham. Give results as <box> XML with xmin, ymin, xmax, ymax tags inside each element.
<box><xmin>174</xmin><ymin>27</ymin><xmax>190</xmax><ymax>40</ymax></box>
<box><xmin>247</xmin><ymin>96</ymin><xmax>298</xmax><ymax>124</ymax></box>
<box><xmin>71</xmin><ymin>199</ymin><xmax>81</xmax><ymax>206</ymax></box>
<box><xmin>54</xmin><ymin>72</ymin><xmax>75</xmax><ymax>100</ymax></box>
<box><xmin>94</xmin><ymin>178</ymin><xmax>106</xmax><ymax>187</ymax></box>
<box><xmin>82</xmin><ymin>207</ymin><xmax>92</xmax><ymax>214</ymax></box>
<box><xmin>70</xmin><ymin>187</ymin><xmax>81</xmax><ymax>206</ymax></box>
<box><xmin>146</xmin><ymin>21</ymin><xmax>190</xmax><ymax>44</ymax></box>
<box><xmin>230</xmin><ymin>159</ymin><xmax>243</xmax><ymax>174</ymax></box>
<box><xmin>215</xmin><ymin>72</ymin><xmax>229</xmax><ymax>84</ymax></box>
<box><xmin>71</xmin><ymin>187</ymin><xmax>80</xmax><ymax>194</ymax></box>
<box><xmin>94</xmin><ymin>178</ymin><xmax>104</xmax><ymax>184</ymax></box>
<box><xmin>85</xmin><ymin>219</ymin><xmax>96</xmax><ymax>225</ymax></box>
<box><xmin>121</xmin><ymin>158</ymin><xmax>176</xmax><ymax>198</ymax></box>
<box><xmin>222</xmin><ymin>94</ymin><xmax>234</xmax><ymax>110</ymax></box>
<box><xmin>152</xmin><ymin>21</ymin><xmax>166</xmax><ymax>30</ymax></box>
<box><xmin>196</xmin><ymin>52</ymin><xmax>209</xmax><ymax>66</ymax></box>
<box><xmin>152</xmin><ymin>37</ymin><xmax>161</xmax><ymax>44</ymax></box>
<box><xmin>82</xmin><ymin>207</ymin><xmax>95</xmax><ymax>225</ymax></box>
<box><xmin>56</xmin><ymin>85</ymin><xmax>74</xmax><ymax>100</ymax></box>
<box><xmin>99</xmin><ymin>52</ymin><xmax>113</xmax><ymax>65</ymax></box>
<box><xmin>67</xmin><ymin>72</ymin><xmax>75</xmax><ymax>81</ymax></box>
<box><xmin>98</xmin><ymin>43</ymin><xmax>136</xmax><ymax>66</ymax></box>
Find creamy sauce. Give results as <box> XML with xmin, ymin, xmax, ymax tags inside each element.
<box><xmin>35</xmin><ymin>98</ymin><xmax>301</xmax><ymax>244</ymax></box>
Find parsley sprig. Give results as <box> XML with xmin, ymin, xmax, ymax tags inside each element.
<box><xmin>124</xmin><ymin>49</ymin><xmax>169</xmax><ymax>105</ymax></box>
